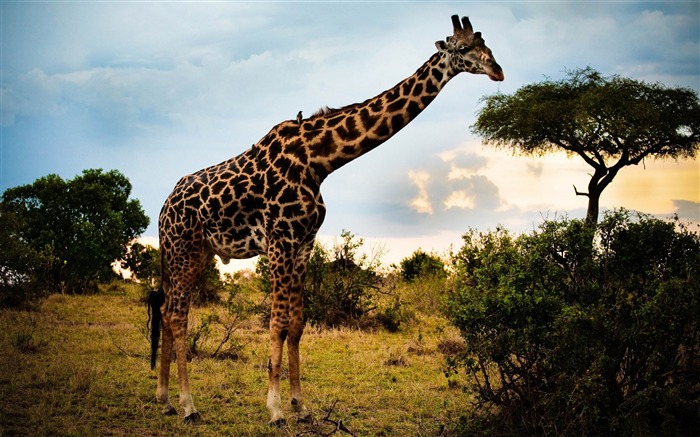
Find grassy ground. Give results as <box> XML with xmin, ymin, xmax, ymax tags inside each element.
<box><xmin>0</xmin><ymin>285</ymin><xmax>471</xmax><ymax>436</ymax></box>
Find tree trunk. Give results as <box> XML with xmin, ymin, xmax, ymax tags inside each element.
<box><xmin>584</xmin><ymin>162</ymin><xmax>621</xmax><ymax>227</ymax></box>
<box><xmin>584</xmin><ymin>165</ymin><xmax>608</xmax><ymax>227</ymax></box>
<box><xmin>585</xmin><ymin>189</ymin><xmax>601</xmax><ymax>227</ymax></box>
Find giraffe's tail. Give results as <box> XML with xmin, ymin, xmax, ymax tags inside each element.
<box><xmin>147</xmin><ymin>287</ymin><xmax>165</xmax><ymax>370</ymax></box>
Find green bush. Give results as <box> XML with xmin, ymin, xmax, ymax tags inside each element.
<box><xmin>192</xmin><ymin>258</ymin><xmax>227</xmax><ymax>305</ymax></box>
<box><xmin>187</xmin><ymin>272</ymin><xmax>257</xmax><ymax>360</ymax></box>
<box><xmin>446</xmin><ymin>210</ymin><xmax>700</xmax><ymax>436</ymax></box>
<box><xmin>375</xmin><ymin>296</ymin><xmax>414</xmax><ymax>332</ymax></box>
<box><xmin>396</xmin><ymin>250</ymin><xmax>449</xmax><ymax>315</ymax></box>
<box><xmin>121</xmin><ymin>242</ymin><xmax>160</xmax><ymax>290</ymax></box>
<box><xmin>399</xmin><ymin>249</ymin><xmax>447</xmax><ymax>283</ymax></box>
<box><xmin>304</xmin><ymin>230</ymin><xmax>385</xmax><ymax>327</ymax></box>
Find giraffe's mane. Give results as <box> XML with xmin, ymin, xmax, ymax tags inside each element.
<box><xmin>310</xmin><ymin>101</ymin><xmax>364</xmax><ymax>119</ymax></box>
<box><xmin>311</xmin><ymin>106</ymin><xmax>339</xmax><ymax>117</ymax></box>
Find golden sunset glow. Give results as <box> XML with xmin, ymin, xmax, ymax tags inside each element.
<box><xmin>606</xmin><ymin>159</ymin><xmax>699</xmax><ymax>214</ymax></box>
<box><xmin>477</xmin><ymin>148</ymin><xmax>699</xmax><ymax>217</ymax></box>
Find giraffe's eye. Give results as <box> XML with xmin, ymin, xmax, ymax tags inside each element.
<box><xmin>458</xmin><ymin>46</ymin><xmax>470</xmax><ymax>55</ymax></box>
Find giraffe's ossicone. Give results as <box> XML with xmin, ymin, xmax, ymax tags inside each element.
<box><xmin>151</xmin><ymin>14</ymin><xmax>503</xmax><ymax>426</ymax></box>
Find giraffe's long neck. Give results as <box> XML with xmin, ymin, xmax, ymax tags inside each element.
<box><xmin>305</xmin><ymin>52</ymin><xmax>453</xmax><ymax>179</ymax></box>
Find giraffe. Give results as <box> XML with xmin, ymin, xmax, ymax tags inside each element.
<box><xmin>151</xmin><ymin>14</ymin><xmax>503</xmax><ymax>425</ymax></box>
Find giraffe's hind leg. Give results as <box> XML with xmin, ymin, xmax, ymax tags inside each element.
<box><xmin>156</xmin><ymin>316</ymin><xmax>177</xmax><ymax>416</ymax></box>
<box><xmin>172</xmin><ymin>308</ymin><xmax>200</xmax><ymax>423</ymax></box>
<box><xmin>157</xmin><ymin>287</ymin><xmax>200</xmax><ymax>422</ymax></box>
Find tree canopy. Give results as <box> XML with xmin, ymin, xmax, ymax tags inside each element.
<box><xmin>1</xmin><ymin>169</ymin><xmax>149</xmax><ymax>295</ymax></box>
<box><xmin>472</xmin><ymin>67</ymin><xmax>700</xmax><ymax>224</ymax></box>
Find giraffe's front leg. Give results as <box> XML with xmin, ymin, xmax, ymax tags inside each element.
<box><xmin>266</xmin><ymin>244</ymin><xmax>296</xmax><ymax>426</ymax></box>
<box><xmin>288</xmin><ymin>239</ymin><xmax>314</xmax><ymax>422</ymax></box>
<box><xmin>288</xmin><ymin>320</ymin><xmax>311</xmax><ymax>422</ymax></box>
<box><xmin>266</xmin><ymin>239</ymin><xmax>316</xmax><ymax>426</ymax></box>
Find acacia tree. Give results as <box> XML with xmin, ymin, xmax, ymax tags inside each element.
<box><xmin>1</xmin><ymin>169</ymin><xmax>149</xmax><ymax>293</ymax></box>
<box><xmin>472</xmin><ymin>68</ymin><xmax>700</xmax><ymax>225</ymax></box>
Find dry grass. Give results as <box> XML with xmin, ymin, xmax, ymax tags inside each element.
<box><xmin>0</xmin><ymin>285</ymin><xmax>471</xmax><ymax>436</ymax></box>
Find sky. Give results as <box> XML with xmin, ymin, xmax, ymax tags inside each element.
<box><xmin>2</xmin><ymin>1</ymin><xmax>699</xmax><ymax>270</ymax></box>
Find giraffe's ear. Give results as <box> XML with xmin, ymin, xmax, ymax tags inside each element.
<box><xmin>435</xmin><ymin>40</ymin><xmax>449</xmax><ymax>52</ymax></box>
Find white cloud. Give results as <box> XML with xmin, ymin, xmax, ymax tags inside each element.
<box><xmin>672</xmin><ymin>200</ymin><xmax>700</xmax><ymax>222</ymax></box>
<box><xmin>408</xmin><ymin>170</ymin><xmax>433</xmax><ymax>215</ymax></box>
<box><xmin>526</xmin><ymin>162</ymin><xmax>544</xmax><ymax>178</ymax></box>
<box><xmin>444</xmin><ymin>190</ymin><xmax>476</xmax><ymax>210</ymax></box>
<box><xmin>405</xmin><ymin>148</ymin><xmax>505</xmax><ymax>216</ymax></box>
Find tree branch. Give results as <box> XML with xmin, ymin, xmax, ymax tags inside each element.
<box><xmin>110</xmin><ymin>334</ymin><xmax>146</xmax><ymax>359</ymax></box>
<box><xmin>553</xmin><ymin>138</ymin><xmax>604</xmax><ymax>171</ymax></box>
<box><xmin>297</xmin><ymin>399</ymin><xmax>355</xmax><ymax>437</ymax></box>
<box><xmin>573</xmin><ymin>185</ymin><xmax>589</xmax><ymax>197</ymax></box>
<box><xmin>591</xmin><ymin>147</ymin><xmax>607</xmax><ymax>168</ymax></box>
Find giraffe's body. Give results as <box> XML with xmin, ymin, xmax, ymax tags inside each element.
<box><xmin>153</xmin><ymin>15</ymin><xmax>503</xmax><ymax>425</ymax></box>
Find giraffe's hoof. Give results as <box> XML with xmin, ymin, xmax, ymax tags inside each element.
<box><xmin>184</xmin><ymin>411</ymin><xmax>201</xmax><ymax>424</ymax></box>
<box><xmin>269</xmin><ymin>418</ymin><xmax>287</xmax><ymax>428</ymax></box>
<box><xmin>296</xmin><ymin>413</ymin><xmax>313</xmax><ymax>424</ymax></box>
<box><xmin>162</xmin><ymin>405</ymin><xmax>177</xmax><ymax>416</ymax></box>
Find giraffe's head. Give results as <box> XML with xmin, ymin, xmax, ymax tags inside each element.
<box><xmin>435</xmin><ymin>15</ymin><xmax>504</xmax><ymax>82</ymax></box>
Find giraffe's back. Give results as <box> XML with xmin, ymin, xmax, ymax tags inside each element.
<box><xmin>159</xmin><ymin>118</ymin><xmax>330</xmax><ymax>267</ymax></box>
<box><xmin>159</xmin><ymin>149</ymin><xmax>268</xmax><ymax>263</ymax></box>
